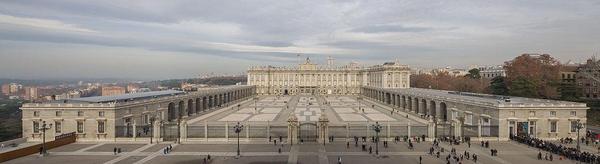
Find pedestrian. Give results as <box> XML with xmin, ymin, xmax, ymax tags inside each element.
<box><xmin>538</xmin><ymin>151</ymin><xmax>542</xmax><ymax>160</ymax></box>
<box><xmin>279</xmin><ymin>136</ymin><xmax>282</xmax><ymax>142</ymax></box>
<box><xmin>419</xmin><ymin>156</ymin><xmax>422</xmax><ymax>164</ymax></box>
<box><xmin>269</xmin><ymin>136</ymin><xmax>272</xmax><ymax>142</ymax></box>
<box><xmin>338</xmin><ymin>156</ymin><xmax>342</xmax><ymax>164</ymax></box>
<box><xmin>369</xmin><ymin>146</ymin><xmax>372</xmax><ymax>154</ymax></box>
<box><xmin>39</xmin><ymin>146</ymin><xmax>43</xmax><ymax>155</ymax></box>
<box><xmin>274</xmin><ymin>140</ymin><xmax>277</xmax><ymax>145</ymax></box>
<box><xmin>549</xmin><ymin>154</ymin><xmax>553</xmax><ymax>161</ymax></box>
<box><xmin>278</xmin><ymin>147</ymin><xmax>282</xmax><ymax>154</ymax></box>
<box><xmin>114</xmin><ymin>147</ymin><xmax>117</xmax><ymax>155</ymax></box>
<box><xmin>346</xmin><ymin>142</ymin><xmax>349</xmax><ymax>148</ymax></box>
<box><xmin>163</xmin><ymin>148</ymin><xmax>166</xmax><ymax>154</ymax></box>
<box><xmin>467</xmin><ymin>142</ymin><xmax>471</xmax><ymax>148</ymax></box>
<box><xmin>1</xmin><ymin>143</ymin><xmax>4</xmax><ymax>149</ymax></box>
<box><xmin>208</xmin><ymin>154</ymin><xmax>211</xmax><ymax>160</ymax></box>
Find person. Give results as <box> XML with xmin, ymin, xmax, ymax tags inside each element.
<box><xmin>39</xmin><ymin>146</ymin><xmax>43</xmax><ymax>155</ymax></box>
<box><xmin>1</xmin><ymin>143</ymin><xmax>4</xmax><ymax>149</ymax></box>
<box><xmin>163</xmin><ymin>147</ymin><xmax>167</xmax><ymax>154</ymax></box>
<box><xmin>118</xmin><ymin>148</ymin><xmax>122</xmax><ymax>154</ymax></box>
<box><xmin>337</xmin><ymin>156</ymin><xmax>342</xmax><ymax>164</ymax></box>
<box><xmin>473</xmin><ymin>154</ymin><xmax>478</xmax><ymax>163</ymax></box>
<box><xmin>467</xmin><ymin>142</ymin><xmax>471</xmax><ymax>148</ymax></box>
<box><xmin>208</xmin><ymin>154</ymin><xmax>211</xmax><ymax>160</ymax></box>
<box><xmin>369</xmin><ymin>146</ymin><xmax>372</xmax><ymax>154</ymax></box>
<box><xmin>114</xmin><ymin>147</ymin><xmax>118</xmax><ymax>155</ymax></box>
<box><xmin>538</xmin><ymin>151</ymin><xmax>542</xmax><ymax>160</ymax></box>
<box><xmin>346</xmin><ymin>142</ymin><xmax>349</xmax><ymax>148</ymax></box>
<box><xmin>549</xmin><ymin>154</ymin><xmax>553</xmax><ymax>161</ymax></box>
<box><xmin>274</xmin><ymin>140</ymin><xmax>277</xmax><ymax>145</ymax></box>
<box><xmin>278</xmin><ymin>147</ymin><xmax>282</xmax><ymax>154</ymax></box>
<box><xmin>279</xmin><ymin>136</ymin><xmax>282</xmax><ymax>142</ymax></box>
<box><xmin>269</xmin><ymin>136</ymin><xmax>272</xmax><ymax>142</ymax></box>
<box><xmin>419</xmin><ymin>156</ymin><xmax>423</xmax><ymax>164</ymax></box>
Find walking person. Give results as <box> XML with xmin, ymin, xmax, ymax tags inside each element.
<box><xmin>337</xmin><ymin>156</ymin><xmax>342</xmax><ymax>164</ymax></box>
<box><xmin>114</xmin><ymin>147</ymin><xmax>118</xmax><ymax>155</ymax></box>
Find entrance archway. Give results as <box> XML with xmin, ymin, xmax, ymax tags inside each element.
<box><xmin>284</xmin><ymin>89</ymin><xmax>289</xmax><ymax>95</ymax></box>
<box><xmin>299</xmin><ymin>122</ymin><xmax>317</xmax><ymax>142</ymax></box>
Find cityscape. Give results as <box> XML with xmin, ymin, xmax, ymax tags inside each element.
<box><xmin>1</xmin><ymin>1</ymin><xmax>599</xmax><ymax>164</ymax></box>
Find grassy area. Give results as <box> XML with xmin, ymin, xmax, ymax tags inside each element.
<box><xmin>0</xmin><ymin>99</ymin><xmax>24</xmax><ymax>142</ymax></box>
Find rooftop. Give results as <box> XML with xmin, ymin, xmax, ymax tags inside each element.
<box><xmin>66</xmin><ymin>90</ymin><xmax>185</xmax><ymax>103</ymax></box>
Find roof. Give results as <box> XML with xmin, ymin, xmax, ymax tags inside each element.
<box><xmin>66</xmin><ymin>90</ymin><xmax>185</xmax><ymax>103</ymax></box>
<box><xmin>386</xmin><ymin>87</ymin><xmax>586</xmax><ymax>107</ymax></box>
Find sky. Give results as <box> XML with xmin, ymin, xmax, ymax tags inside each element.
<box><xmin>0</xmin><ymin>0</ymin><xmax>599</xmax><ymax>80</ymax></box>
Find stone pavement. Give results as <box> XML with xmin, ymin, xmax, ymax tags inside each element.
<box><xmin>3</xmin><ymin>140</ymin><xmax>585</xmax><ymax>164</ymax></box>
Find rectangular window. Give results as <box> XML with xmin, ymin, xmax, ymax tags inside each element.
<box><xmin>550</xmin><ymin>111</ymin><xmax>556</xmax><ymax>117</ymax></box>
<box><xmin>99</xmin><ymin>111</ymin><xmax>105</xmax><ymax>117</ymax></box>
<box><xmin>55</xmin><ymin>122</ymin><xmax>62</xmax><ymax>133</ymax></box>
<box><xmin>97</xmin><ymin>121</ymin><xmax>105</xmax><ymax>133</ymax></box>
<box><xmin>466</xmin><ymin>114</ymin><xmax>473</xmax><ymax>125</ymax></box>
<box><xmin>570</xmin><ymin>111</ymin><xmax>576</xmax><ymax>117</ymax></box>
<box><xmin>55</xmin><ymin>111</ymin><xmax>62</xmax><ymax>117</ymax></box>
<box><xmin>33</xmin><ymin>121</ymin><xmax>40</xmax><ymax>133</ymax></box>
<box><xmin>571</xmin><ymin>121</ymin><xmax>578</xmax><ymax>133</ymax></box>
<box><xmin>77</xmin><ymin>121</ymin><xmax>84</xmax><ymax>133</ymax></box>
<box><xmin>33</xmin><ymin>111</ymin><xmax>39</xmax><ymax>117</ymax></box>
<box><xmin>550</xmin><ymin>121</ymin><xmax>557</xmax><ymax>133</ymax></box>
<box><xmin>78</xmin><ymin>111</ymin><xmax>84</xmax><ymax>117</ymax></box>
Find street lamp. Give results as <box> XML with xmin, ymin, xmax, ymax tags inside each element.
<box><xmin>576</xmin><ymin>120</ymin><xmax>584</xmax><ymax>152</ymax></box>
<box><xmin>40</xmin><ymin>121</ymin><xmax>52</xmax><ymax>156</ymax></box>
<box><xmin>234</xmin><ymin>122</ymin><xmax>244</xmax><ymax>159</ymax></box>
<box><xmin>370</xmin><ymin>122</ymin><xmax>382</xmax><ymax>157</ymax></box>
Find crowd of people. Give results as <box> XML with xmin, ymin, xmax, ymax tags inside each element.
<box><xmin>512</xmin><ymin>135</ymin><xmax>600</xmax><ymax>163</ymax></box>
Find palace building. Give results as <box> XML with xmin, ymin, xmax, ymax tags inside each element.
<box><xmin>247</xmin><ymin>57</ymin><xmax>410</xmax><ymax>95</ymax></box>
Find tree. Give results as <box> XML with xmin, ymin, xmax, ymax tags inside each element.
<box><xmin>465</xmin><ymin>68</ymin><xmax>481</xmax><ymax>79</ymax></box>
<box><xmin>489</xmin><ymin>76</ymin><xmax>509</xmax><ymax>95</ymax></box>
<box><xmin>508</xmin><ymin>77</ymin><xmax>538</xmax><ymax>98</ymax></box>
<box><xmin>504</xmin><ymin>54</ymin><xmax>561</xmax><ymax>98</ymax></box>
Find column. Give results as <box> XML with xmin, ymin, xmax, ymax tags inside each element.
<box><xmin>133</xmin><ymin>121</ymin><xmax>137</xmax><ymax>141</ymax></box>
<box><xmin>181</xmin><ymin>119</ymin><xmax>188</xmax><ymax>142</ymax></box>
<box><xmin>407</xmin><ymin>121</ymin><xmax>412</xmax><ymax>138</ymax></box>
<box><xmin>287</xmin><ymin>115</ymin><xmax>299</xmax><ymax>144</ymax></box>
<box><xmin>204</xmin><ymin>121</ymin><xmax>208</xmax><ymax>141</ymax></box>
<box><xmin>153</xmin><ymin>119</ymin><xmax>161</xmax><ymax>142</ymax></box>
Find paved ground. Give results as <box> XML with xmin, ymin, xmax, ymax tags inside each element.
<box><xmin>3</xmin><ymin>140</ymin><xmax>586</xmax><ymax>164</ymax></box>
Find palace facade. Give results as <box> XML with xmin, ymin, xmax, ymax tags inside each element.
<box><xmin>247</xmin><ymin>58</ymin><xmax>410</xmax><ymax>95</ymax></box>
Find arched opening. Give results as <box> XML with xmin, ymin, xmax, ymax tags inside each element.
<box><xmin>284</xmin><ymin>89</ymin><xmax>289</xmax><ymax>95</ymax></box>
<box><xmin>202</xmin><ymin>97</ymin><xmax>208</xmax><ymax>111</ymax></box>
<box><xmin>430</xmin><ymin>101</ymin><xmax>437</xmax><ymax>119</ymax></box>
<box><xmin>386</xmin><ymin>93</ymin><xmax>391</xmax><ymax>104</ymax></box>
<box><xmin>208</xmin><ymin>96</ymin><xmax>214</xmax><ymax>108</ymax></box>
<box><xmin>440</xmin><ymin>102</ymin><xmax>448</xmax><ymax>122</ymax></box>
<box><xmin>421</xmin><ymin>99</ymin><xmax>427</xmax><ymax>115</ymax></box>
<box><xmin>402</xmin><ymin>96</ymin><xmax>406</xmax><ymax>109</ymax></box>
<box><xmin>187</xmin><ymin>99</ymin><xmax>194</xmax><ymax>116</ymax></box>
<box><xmin>195</xmin><ymin>98</ymin><xmax>201</xmax><ymax>114</ymax></box>
<box><xmin>407</xmin><ymin>96</ymin><xmax>412</xmax><ymax>111</ymax></box>
<box><xmin>178</xmin><ymin>101</ymin><xmax>185</xmax><ymax>118</ymax></box>
<box><xmin>414</xmin><ymin>98</ymin><xmax>420</xmax><ymax>114</ymax></box>
<box><xmin>167</xmin><ymin>102</ymin><xmax>176</xmax><ymax>121</ymax></box>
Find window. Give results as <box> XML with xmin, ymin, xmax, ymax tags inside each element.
<box><xmin>77</xmin><ymin>121</ymin><xmax>84</xmax><ymax>133</ymax></box>
<box><xmin>529</xmin><ymin>111</ymin><xmax>535</xmax><ymax>117</ymax></box>
<box><xmin>97</xmin><ymin>121</ymin><xmax>105</xmax><ymax>133</ymax></box>
<box><xmin>570</xmin><ymin>111</ymin><xmax>577</xmax><ymax>117</ymax></box>
<box><xmin>55</xmin><ymin>122</ymin><xmax>62</xmax><ymax>133</ymax></box>
<box><xmin>529</xmin><ymin>121</ymin><xmax>536</xmax><ymax>135</ymax></box>
<box><xmin>550</xmin><ymin>111</ymin><xmax>556</xmax><ymax>117</ymax></box>
<box><xmin>550</xmin><ymin>121</ymin><xmax>557</xmax><ymax>133</ymax></box>
<box><xmin>33</xmin><ymin>121</ymin><xmax>40</xmax><ymax>133</ymax></box>
<box><xmin>77</xmin><ymin>111</ymin><xmax>84</xmax><ymax>117</ymax></box>
<box><xmin>144</xmin><ymin>114</ymin><xmax>151</xmax><ymax>124</ymax></box>
<box><xmin>56</xmin><ymin>111</ymin><xmax>62</xmax><ymax>117</ymax></box>
<box><xmin>571</xmin><ymin>121</ymin><xmax>579</xmax><ymax>133</ymax></box>
<box><xmin>33</xmin><ymin>111</ymin><xmax>39</xmax><ymax>117</ymax></box>
<box><xmin>99</xmin><ymin>111</ymin><xmax>105</xmax><ymax>117</ymax></box>
<box><xmin>465</xmin><ymin>114</ymin><xmax>473</xmax><ymax>125</ymax></box>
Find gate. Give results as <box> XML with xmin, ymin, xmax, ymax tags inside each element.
<box><xmin>161</xmin><ymin>123</ymin><xmax>179</xmax><ymax>141</ymax></box>
<box><xmin>299</xmin><ymin>122</ymin><xmax>317</xmax><ymax>142</ymax></box>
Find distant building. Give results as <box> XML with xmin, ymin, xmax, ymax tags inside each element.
<box><xmin>1</xmin><ymin>84</ymin><xmax>9</xmax><ymax>95</ymax></box>
<box><xmin>127</xmin><ymin>84</ymin><xmax>140</xmax><ymax>93</ymax></box>
<box><xmin>9</xmin><ymin>83</ymin><xmax>22</xmax><ymax>94</ymax></box>
<box><xmin>575</xmin><ymin>58</ymin><xmax>600</xmax><ymax>99</ymax></box>
<box><xmin>24</xmin><ymin>87</ymin><xmax>38</xmax><ymax>100</ymax></box>
<box><xmin>102</xmin><ymin>86</ymin><xmax>126</xmax><ymax>96</ymax></box>
<box><xmin>479</xmin><ymin>65</ymin><xmax>506</xmax><ymax>79</ymax></box>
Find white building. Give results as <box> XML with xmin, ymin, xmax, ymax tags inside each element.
<box><xmin>247</xmin><ymin>58</ymin><xmax>411</xmax><ymax>95</ymax></box>
<box><xmin>479</xmin><ymin>65</ymin><xmax>506</xmax><ymax>79</ymax></box>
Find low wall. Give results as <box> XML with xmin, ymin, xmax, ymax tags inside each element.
<box><xmin>0</xmin><ymin>132</ymin><xmax>76</xmax><ymax>163</ymax></box>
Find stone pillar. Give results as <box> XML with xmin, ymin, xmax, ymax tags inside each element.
<box><xmin>477</xmin><ymin>120</ymin><xmax>482</xmax><ymax>138</ymax></box>
<box><xmin>225</xmin><ymin>122</ymin><xmax>229</xmax><ymax>142</ymax></box>
<box><xmin>346</xmin><ymin>123</ymin><xmax>350</xmax><ymax>141</ymax></box>
<box><xmin>428</xmin><ymin>119</ymin><xmax>435</xmax><ymax>141</ymax></box>
<box><xmin>407</xmin><ymin>121</ymin><xmax>412</xmax><ymax>138</ymax></box>
<box><xmin>287</xmin><ymin>115</ymin><xmax>299</xmax><ymax>144</ymax></box>
<box><xmin>181</xmin><ymin>119</ymin><xmax>187</xmax><ymax>142</ymax></box>
<box><xmin>454</xmin><ymin>120</ymin><xmax>462</xmax><ymax>138</ymax></box>
<box><xmin>318</xmin><ymin>113</ymin><xmax>329</xmax><ymax>144</ymax></box>
<box><xmin>153</xmin><ymin>119</ymin><xmax>161</xmax><ymax>142</ymax></box>
<box><xmin>204</xmin><ymin>120</ymin><xmax>208</xmax><ymax>141</ymax></box>
<box><xmin>386</xmin><ymin>123</ymin><xmax>391</xmax><ymax>141</ymax></box>
<box><xmin>246</xmin><ymin>123</ymin><xmax>249</xmax><ymax>139</ymax></box>
<box><xmin>133</xmin><ymin>121</ymin><xmax>137</xmax><ymax>141</ymax></box>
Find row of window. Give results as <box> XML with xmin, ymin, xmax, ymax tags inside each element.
<box><xmin>509</xmin><ymin>110</ymin><xmax>577</xmax><ymax>117</ymax></box>
<box><xmin>33</xmin><ymin>111</ymin><xmax>105</xmax><ymax>117</ymax></box>
<box><xmin>32</xmin><ymin>120</ymin><xmax>105</xmax><ymax>134</ymax></box>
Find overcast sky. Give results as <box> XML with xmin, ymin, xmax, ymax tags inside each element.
<box><xmin>0</xmin><ymin>0</ymin><xmax>599</xmax><ymax>80</ymax></box>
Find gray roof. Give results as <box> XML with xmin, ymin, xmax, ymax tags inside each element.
<box><xmin>67</xmin><ymin>90</ymin><xmax>185</xmax><ymax>103</ymax></box>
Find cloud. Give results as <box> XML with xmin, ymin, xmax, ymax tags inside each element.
<box><xmin>0</xmin><ymin>14</ymin><xmax>96</xmax><ymax>33</ymax></box>
<box><xmin>350</xmin><ymin>24</ymin><xmax>434</xmax><ymax>33</ymax></box>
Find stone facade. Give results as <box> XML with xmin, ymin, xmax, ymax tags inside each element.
<box><xmin>21</xmin><ymin>86</ymin><xmax>255</xmax><ymax>142</ymax></box>
<box><xmin>248</xmin><ymin>58</ymin><xmax>410</xmax><ymax>95</ymax></box>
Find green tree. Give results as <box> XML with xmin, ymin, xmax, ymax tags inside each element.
<box><xmin>489</xmin><ymin>76</ymin><xmax>509</xmax><ymax>95</ymax></box>
<box><xmin>465</xmin><ymin>68</ymin><xmax>481</xmax><ymax>79</ymax></box>
<box><xmin>508</xmin><ymin>77</ymin><xmax>538</xmax><ymax>98</ymax></box>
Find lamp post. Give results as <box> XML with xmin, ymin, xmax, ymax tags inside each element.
<box><xmin>40</xmin><ymin>121</ymin><xmax>53</xmax><ymax>156</ymax></box>
<box><xmin>576</xmin><ymin>120</ymin><xmax>584</xmax><ymax>152</ymax></box>
<box><xmin>370</xmin><ymin>122</ymin><xmax>382</xmax><ymax>157</ymax></box>
<box><xmin>234</xmin><ymin>122</ymin><xmax>244</xmax><ymax>159</ymax></box>
<box><xmin>149</xmin><ymin>116</ymin><xmax>155</xmax><ymax>144</ymax></box>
